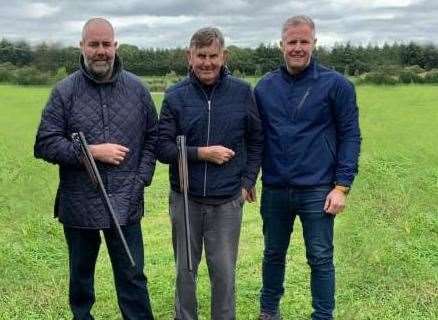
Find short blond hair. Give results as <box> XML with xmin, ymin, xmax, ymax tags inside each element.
<box><xmin>282</xmin><ymin>15</ymin><xmax>315</xmax><ymax>39</ymax></box>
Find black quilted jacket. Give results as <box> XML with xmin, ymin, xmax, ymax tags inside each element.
<box><xmin>34</xmin><ymin>56</ymin><xmax>158</xmax><ymax>228</ymax></box>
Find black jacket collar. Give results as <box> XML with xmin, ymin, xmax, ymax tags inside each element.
<box><xmin>80</xmin><ymin>54</ymin><xmax>122</xmax><ymax>84</ymax></box>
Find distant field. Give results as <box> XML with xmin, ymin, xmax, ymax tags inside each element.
<box><xmin>140</xmin><ymin>75</ymin><xmax>260</xmax><ymax>92</ymax></box>
<box><xmin>0</xmin><ymin>84</ymin><xmax>437</xmax><ymax>319</ymax></box>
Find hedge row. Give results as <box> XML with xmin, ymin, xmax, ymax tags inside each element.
<box><xmin>356</xmin><ymin>66</ymin><xmax>438</xmax><ymax>85</ymax></box>
<box><xmin>2</xmin><ymin>63</ymin><xmax>438</xmax><ymax>87</ymax></box>
<box><xmin>0</xmin><ymin>63</ymin><xmax>68</xmax><ymax>85</ymax></box>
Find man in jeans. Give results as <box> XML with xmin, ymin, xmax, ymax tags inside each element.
<box><xmin>157</xmin><ymin>27</ymin><xmax>263</xmax><ymax>320</ymax></box>
<box><xmin>254</xmin><ymin>16</ymin><xmax>361</xmax><ymax>320</ymax></box>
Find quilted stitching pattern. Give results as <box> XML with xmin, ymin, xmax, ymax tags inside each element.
<box><xmin>158</xmin><ymin>74</ymin><xmax>263</xmax><ymax>197</ymax></box>
<box><xmin>36</xmin><ymin>69</ymin><xmax>157</xmax><ymax>228</ymax></box>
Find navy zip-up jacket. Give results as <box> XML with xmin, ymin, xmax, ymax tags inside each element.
<box><xmin>157</xmin><ymin>70</ymin><xmax>263</xmax><ymax>198</ymax></box>
<box><xmin>34</xmin><ymin>56</ymin><xmax>158</xmax><ymax>228</ymax></box>
<box><xmin>254</xmin><ymin>59</ymin><xmax>361</xmax><ymax>188</ymax></box>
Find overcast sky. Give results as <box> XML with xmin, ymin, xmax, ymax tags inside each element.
<box><xmin>1</xmin><ymin>0</ymin><xmax>436</xmax><ymax>48</ymax></box>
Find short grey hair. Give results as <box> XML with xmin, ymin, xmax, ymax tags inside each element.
<box><xmin>82</xmin><ymin>17</ymin><xmax>114</xmax><ymax>41</ymax></box>
<box><xmin>281</xmin><ymin>15</ymin><xmax>315</xmax><ymax>39</ymax></box>
<box><xmin>189</xmin><ymin>27</ymin><xmax>225</xmax><ymax>49</ymax></box>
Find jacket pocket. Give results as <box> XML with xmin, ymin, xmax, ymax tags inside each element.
<box><xmin>109</xmin><ymin>170</ymin><xmax>141</xmax><ymax>216</ymax></box>
<box><xmin>293</xmin><ymin>87</ymin><xmax>311</xmax><ymax>120</ymax></box>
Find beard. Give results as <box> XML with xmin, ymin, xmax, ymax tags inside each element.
<box><xmin>84</xmin><ymin>56</ymin><xmax>114</xmax><ymax>80</ymax></box>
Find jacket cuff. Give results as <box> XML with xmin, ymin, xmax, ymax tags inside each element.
<box><xmin>242</xmin><ymin>177</ymin><xmax>255</xmax><ymax>190</ymax></box>
<box><xmin>187</xmin><ymin>146</ymin><xmax>198</xmax><ymax>161</ymax></box>
<box><xmin>136</xmin><ymin>172</ymin><xmax>152</xmax><ymax>187</ymax></box>
<box><xmin>334</xmin><ymin>177</ymin><xmax>352</xmax><ymax>188</ymax></box>
<box><xmin>71</xmin><ymin>138</ymin><xmax>84</xmax><ymax>166</ymax></box>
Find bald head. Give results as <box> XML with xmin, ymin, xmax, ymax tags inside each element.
<box><xmin>80</xmin><ymin>17</ymin><xmax>117</xmax><ymax>81</ymax></box>
<box><xmin>82</xmin><ymin>18</ymin><xmax>115</xmax><ymax>42</ymax></box>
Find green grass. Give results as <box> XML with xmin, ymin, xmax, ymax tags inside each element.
<box><xmin>0</xmin><ymin>84</ymin><xmax>437</xmax><ymax>319</ymax></box>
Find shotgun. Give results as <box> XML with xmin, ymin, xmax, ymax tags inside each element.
<box><xmin>72</xmin><ymin>132</ymin><xmax>136</xmax><ymax>268</ymax></box>
<box><xmin>176</xmin><ymin>135</ymin><xmax>193</xmax><ymax>272</ymax></box>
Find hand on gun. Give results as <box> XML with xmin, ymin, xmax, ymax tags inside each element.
<box><xmin>89</xmin><ymin>143</ymin><xmax>129</xmax><ymax>165</ymax></box>
<box><xmin>197</xmin><ymin>145</ymin><xmax>235</xmax><ymax>165</ymax></box>
<box><xmin>73</xmin><ymin>132</ymin><xmax>136</xmax><ymax>267</ymax></box>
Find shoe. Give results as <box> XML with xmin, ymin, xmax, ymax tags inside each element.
<box><xmin>259</xmin><ymin>311</ymin><xmax>281</xmax><ymax>320</ymax></box>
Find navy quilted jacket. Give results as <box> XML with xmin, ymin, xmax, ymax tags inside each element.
<box><xmin>157</xmin><ymin>70</ymin><xmax>263</xmax><ymax>198</ymax></box>
<box><xmin>34</xmin><ymin>56</ymin><xmax>158</xmax><ymax>228</ymax></box>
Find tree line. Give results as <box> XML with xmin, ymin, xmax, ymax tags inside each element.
<box><xmin>1</xmin><ymin>38</ymin><xmax>438</xmax><ymax>80</ymax></box>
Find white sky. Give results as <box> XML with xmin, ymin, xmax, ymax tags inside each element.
<box><xmin>1</xmin><ymin>0</ymin><xmax>435</xmax><ymax>48</ymax></box>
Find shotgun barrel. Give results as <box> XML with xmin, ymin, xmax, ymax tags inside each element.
<box><xmin>176</xmin><ymin>135</ymin><xmax>193</xmax><ymax>272</ymax></box>
<box><xmin>73</xmin><ymin>132</ymin><xmax>136</xmax><ymax>268</ymax></box>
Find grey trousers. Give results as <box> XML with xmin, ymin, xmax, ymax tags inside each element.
<box><xmin>169</xmin><ymin>191</ymin><xmax>243</xmax><ymax>320</ymax></box>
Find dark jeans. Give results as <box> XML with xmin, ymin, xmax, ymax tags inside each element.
<box><xmin>260</xmin><ymin>186</ymin><xmax>335</xmax><ymax>320</ymax></box>
<box><xmin>63</xmin><ymin>223</ymin><xmax>154</xmax><ymax>320</ymax></box>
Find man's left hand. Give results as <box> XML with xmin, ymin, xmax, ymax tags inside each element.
<box><xmin>324</xmin><ymin>188</ymin><xmax>347</xmax><ymax>215</ymax></box>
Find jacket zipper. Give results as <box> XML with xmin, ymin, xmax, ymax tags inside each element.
<box><xmin>294</xmin><ymin>87</ymin><xmax>311</xmax><ymax>119</ymax></box>
<box><xmin>200</xmin><ymin>87</ymin><xmax>216</xmax><ymax>196</ymax></box>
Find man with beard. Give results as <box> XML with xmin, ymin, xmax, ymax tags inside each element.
<box><xmin>255</xmin><ymin>16</ymin><xmax>361</xmax><ymax>320</ymax></box>
<box><xmin>34</xmin><ymin>18</ymin><xmax>157</xmax><ymax>320</ymax></box>
<box><xmin>157</xmin><ymin>27</ymin><xmax>263</xmax><ymax>320</ymax></box>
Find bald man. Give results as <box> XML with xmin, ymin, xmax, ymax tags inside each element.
<box><xmin>34</xmin><ymin>18</ymin><xmax>157</xmax><ymax>319</ymax></box>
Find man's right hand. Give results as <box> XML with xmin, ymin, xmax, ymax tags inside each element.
<box><xmin>197</xmin><ymin>146</ymin><xmax>235</xmax><ymax>165</ymax></box>
<box><xmin>89</xmin><ymin>143</ymin><xmax>129</xmax><ymax>165</ymax></box>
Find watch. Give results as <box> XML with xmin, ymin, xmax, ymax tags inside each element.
<box><xmin>334</xmin><ymin>184</ymin><xmax>350</xmax><ymax>195</ymax></box>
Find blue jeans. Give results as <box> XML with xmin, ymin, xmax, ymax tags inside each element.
<box><xmin>64</xmin><ymin>223</ymin><xmax>154</xmax><ymax>320</ymax></box>
<box><xmin>260</xmin><ymin>186</ymin><xmax>335</xmax><ymax>320</ymax></box>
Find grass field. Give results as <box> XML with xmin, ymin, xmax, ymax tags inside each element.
<box><xmin>0</xmin><ymin>83</ymin><xmax>437</xmax><ymax>319</ymax></box>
